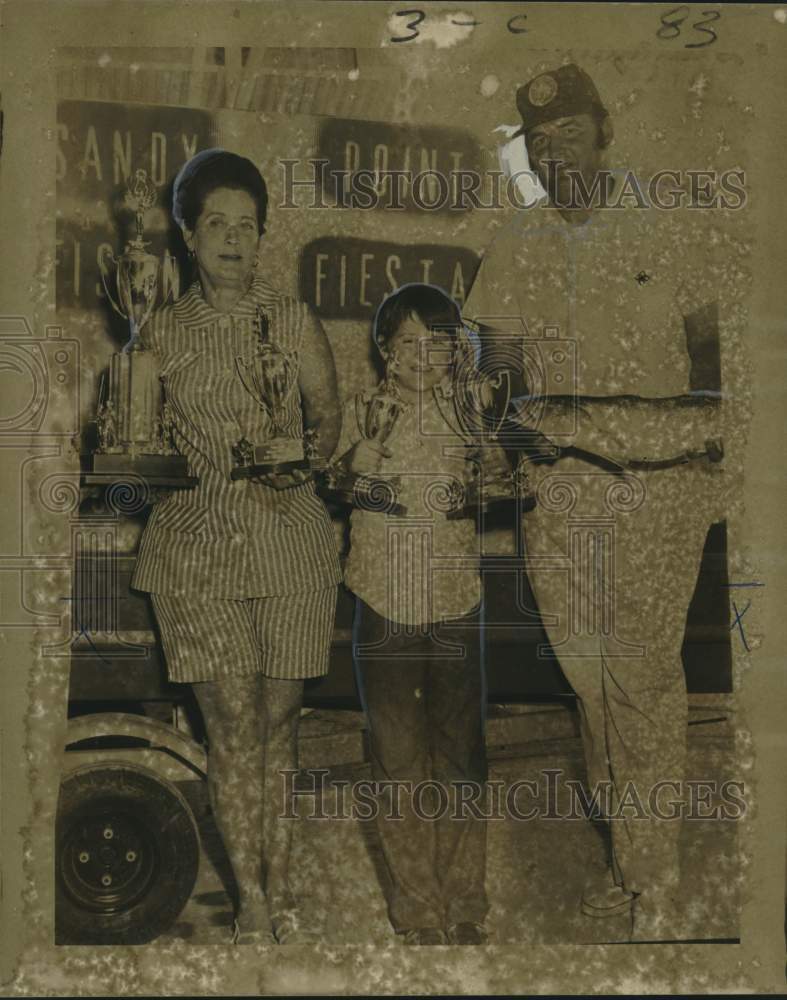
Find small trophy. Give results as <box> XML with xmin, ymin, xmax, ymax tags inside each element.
<box><xmin>230</xmin><ymin>307</ymin><xmax>323</xmax><ymax>480</ymax></box>
<box><xmin>435</xmin><ymin>347</ymin><xmax>536</xmax><ymax>518</ymax></box>
<box><xmin>444</xmin><ymin>447</ymin><xmax>536</xmax><ymax>520</ymax></box>
<box><xmin>319</xmin><ymin>351</ymin><xmax>407</xmax><ymax>515</ymax></box>
<box><xmin>84</xmin><ymin>169</ymin><xmax>195</xmax><ymax>491</ymax></box>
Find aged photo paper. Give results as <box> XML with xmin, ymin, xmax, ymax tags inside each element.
<box><xmin>0</xmin><ymin>0</ymin><xmax>786</xmax><ymax>995</ymax></box>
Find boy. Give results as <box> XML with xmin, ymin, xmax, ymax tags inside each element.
<box><xmin>333</xmin><ymin>284</ymin><xmax>495</xmax><ymax>946</ymax></box>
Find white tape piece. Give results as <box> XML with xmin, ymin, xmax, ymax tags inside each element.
<box><xmin>495</xmin><ymin>125</ymin><xmax>547</xmax><ymax>206</ymax></box>
<box><xmin>480</xmin><ymin>74</ymin><xmax>500</xmax><ymax>98</ymax></box>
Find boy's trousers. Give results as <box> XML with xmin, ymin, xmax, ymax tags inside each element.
<box><xmin>353</xmin><ymin>597</ymin><xmax>489</xmax><ymax>932</ymax></box>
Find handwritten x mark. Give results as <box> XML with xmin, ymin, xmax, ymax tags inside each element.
<box><xmin>60</xmin><ymin>597</ymin><xmax>110</xmax><ymax>663</ymax></box>
<box><xmin>730</xmin><ymin>600</ymin><xmax>751</xmax><ymax>652</ymax></box>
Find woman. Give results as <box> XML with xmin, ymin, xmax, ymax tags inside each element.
<box><xmin>131</xmin><ymin>149</ymin><xmax>342</xmax><ymax>945</ymax></box>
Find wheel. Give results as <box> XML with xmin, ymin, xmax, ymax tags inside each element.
<box><xmin>56</xmin><ymin>762</ymin><xmax>200</xmax><ymax>945</ymax></box>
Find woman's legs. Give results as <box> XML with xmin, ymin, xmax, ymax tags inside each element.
<box><xmin>258</xmin><ymin>675</ymin><xmax>304</xmax><ymax>916</ymax></box>
<box><xmin>249</xmin><ymin>587</ymin><xmax>336</xmax><ymax>926</ymax></box>
<box><xmin>152</xmin><ymin>586</ymin><xmax>334</xmax><ymax>939</ymax></box>
<box><xmin>192</xmin><ymin>667</ymin><xmax>306</xmax><ymax>934</ymax></box>
<box><xmin>191</xmin><ymin>674</ymin><xmax>271</xmax><ymax>933</ymax></box>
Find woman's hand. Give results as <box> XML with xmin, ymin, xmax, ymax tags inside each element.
<box><xmin>345</xmin><ymin>439</ymin><xmax>392</xmax><ymax>475</ymax></box>
<box><xmin>253</xmin><ymin>467</ymin><xmax>313</xmax><ymax>490</ymax></box>
<box><xmin>249</xmin><ymin>437</ymin><xmax>311</xmax><ymax>487</ymax></box>
<box><xmin>256</xmin><ymin>437</ymin><xmax>304</xmax><ymax>464</ymax></box>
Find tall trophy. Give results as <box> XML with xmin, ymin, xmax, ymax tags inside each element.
<box><xmin>321</xmin><ymin>350</ymin><xmax>407</xmax><ymax>515</ymax></box>
<box><xmin>83</xmin><ymin>169</ymin><xmax>195</xmax><ymax>489</ymax></box>
<box><xmin>230</xmin><ymin>307</ymin><xmax>323</xmax><ymax>480</ymax></box>
<box><xmin>434</xmin><ymin>343</ymin><xmax>536</xmax><ymax>518</ymax></box>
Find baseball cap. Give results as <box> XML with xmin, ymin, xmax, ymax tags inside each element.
<box><xmin>513</xmin><ymin>64</ymin><xmax>607</xmax><ymax>138</ymax></box>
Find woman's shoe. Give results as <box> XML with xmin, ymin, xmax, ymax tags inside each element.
<box><xmin>580</xmin><ymin>865</ymin><xmax>634</xmax><ymax>918</ymax></box>
<box><xmin>446</xmin><ymin>922</ymin><xmax>488</xmax><ymax>945</ymax></box>
<box><xmin>231</xmin><ymin>919</ymin><xmax>276</xmax><ymax>946</ymax></box>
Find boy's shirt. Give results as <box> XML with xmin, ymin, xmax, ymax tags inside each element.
<box><xmin>337</xmin><ymin>381</ymin><xmax>483</xmax><ymax>626</ymax></box>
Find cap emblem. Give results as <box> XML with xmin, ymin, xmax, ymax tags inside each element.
<box><xmin>528</xmin><ymin>74</ymin><xmax>558</xmax><ymax>107</ymax></box>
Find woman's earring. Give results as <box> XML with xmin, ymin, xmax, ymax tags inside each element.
<box><xmin>187</xmin><ymin>248</ymin><xmax>195</xmax><ymax>260</ymax></box>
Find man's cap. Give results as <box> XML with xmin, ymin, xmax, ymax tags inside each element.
<box><xmin>514</xmin><ymin>64</ymin><xmax>607</xmax><ymax>137</ymax></box>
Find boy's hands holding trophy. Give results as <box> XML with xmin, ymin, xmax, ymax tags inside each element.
<box><xmin>320</xmin><ymin>349</ymin><xmax>406</xmax><ymax>514</ymax></box>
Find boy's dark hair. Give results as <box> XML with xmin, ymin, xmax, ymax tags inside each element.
<box><xmin>173</xmin><ymin>149</ymin><xmax>268</xmax><ymax>234</ymax></box>
<box><xmin>373</xmin><ymin>284</ymin><xmax>462</xmax><ymax>353</ymax></box>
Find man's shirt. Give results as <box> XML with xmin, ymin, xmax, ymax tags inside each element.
<box><xmin>464</xmin><ymin>201</ymin><xmax>725</xmax><ymax>459</ymax></box>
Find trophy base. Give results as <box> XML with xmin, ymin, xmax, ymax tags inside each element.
<box><xmin>446</xmin><ymin>489</ymin><xmax>537</xmax><ymax>520</ymax></box>
<box><xmin>81</xmin><ymin>453</ymin><xmax>198</xmax><ymax>492</ymax></box>
<box><xmin>90</xmin><ymin>452</ymin><xmax>190</xmax><ymax>478</ymax></box>
<box><xmin>316</xmin><ymin>472</ymin><xmax>407</xmax><ymax>516</ymax></box>
<box><xmin>231</xmin><ymin>458</ymin><xmax>326</xmax><ymax>481</ymax></box>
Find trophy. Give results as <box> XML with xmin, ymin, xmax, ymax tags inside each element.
<box><xmin>230</xmin><ymin>307</ymin><xmax>323</xmax><ymax>480</ymax></box>
<box><xmin>84</xmin><ymin>169</ymin><xmax>195</xmax><ymax>490</ymax></box>
<box><xmin>440</xmin><ymin>445</ymin><xmax>534</xmax><ymax>520</ymax></box>
<box><xmin>435</xmin><ymin>344</ymin><xmax>536</xmax><ymax>518</ymax></box>
<box><xmin>320</xmin><ymin>350</ymin><xmax>407</xmax><ymax>515</ymax></box>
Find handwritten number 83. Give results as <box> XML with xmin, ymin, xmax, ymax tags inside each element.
<box><xmin>390</xmin><ymin>8</ymin><xmax>719</xmax><ymax>47</ymax></box>
<box><xmin>657</xmin><ymin>7</ymin><xmax>720</xmax><ymax>48</ymax></box>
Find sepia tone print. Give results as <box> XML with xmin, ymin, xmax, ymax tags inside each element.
<box><xmin>0</xmin><ymin>3</ymin><xmax>785</xmax><ymax>996</ymax></box>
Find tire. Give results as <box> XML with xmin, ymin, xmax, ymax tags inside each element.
<box><xmin>56</xmin><ymin>761</ymin><xmax>200</xmax><ymax>945</ymax></box>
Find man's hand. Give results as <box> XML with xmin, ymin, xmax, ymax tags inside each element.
<box><xmin>345</xmin><ymin>439</ymin><xmax>392</xmax><ymax>475</ymax></box>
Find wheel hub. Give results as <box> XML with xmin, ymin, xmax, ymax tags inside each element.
<box><xmin>60</xmin><ymin>806</ymin><xmax>157</xmax><ymax>914</ymax></box>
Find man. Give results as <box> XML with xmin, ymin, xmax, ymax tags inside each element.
<box><xmin>464</xmin><ymin>63</ymin><xmax>731</xmax><ymax>941</ymax></box>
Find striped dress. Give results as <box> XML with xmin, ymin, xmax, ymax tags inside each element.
<box><xmin>131</xmin><ymin>275</ymin><xmax>342</xmax><ymax>601</ymax></box>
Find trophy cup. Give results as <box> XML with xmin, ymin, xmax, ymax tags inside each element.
<box><xmin>435</xmin><ymin>344</ymin><xmax>536</xmax><ymax>518</ymax></box>
<box><xmin>83</xmin><ymin>169</ymin><xmax>195</xmax><ymax>491</ymax></box>
<box><xmin>320</xmin><ymin>350</ymin><xmax>407</xmax><ymax>515</ymax></box>
<box><xmin>230</xmin><ymin>307</ymin><xmax>323</xmax><ymax>480</ymax></box>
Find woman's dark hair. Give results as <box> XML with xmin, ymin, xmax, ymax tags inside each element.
<box><xmin>172</xmin><ymin>149</ymin><xmax>268</xmax><ymax>233</ymax></box>
<box><xmin>373</xmin><ymin>283</ymin><xmax>462</xmax><ymax>353</ymax></box>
